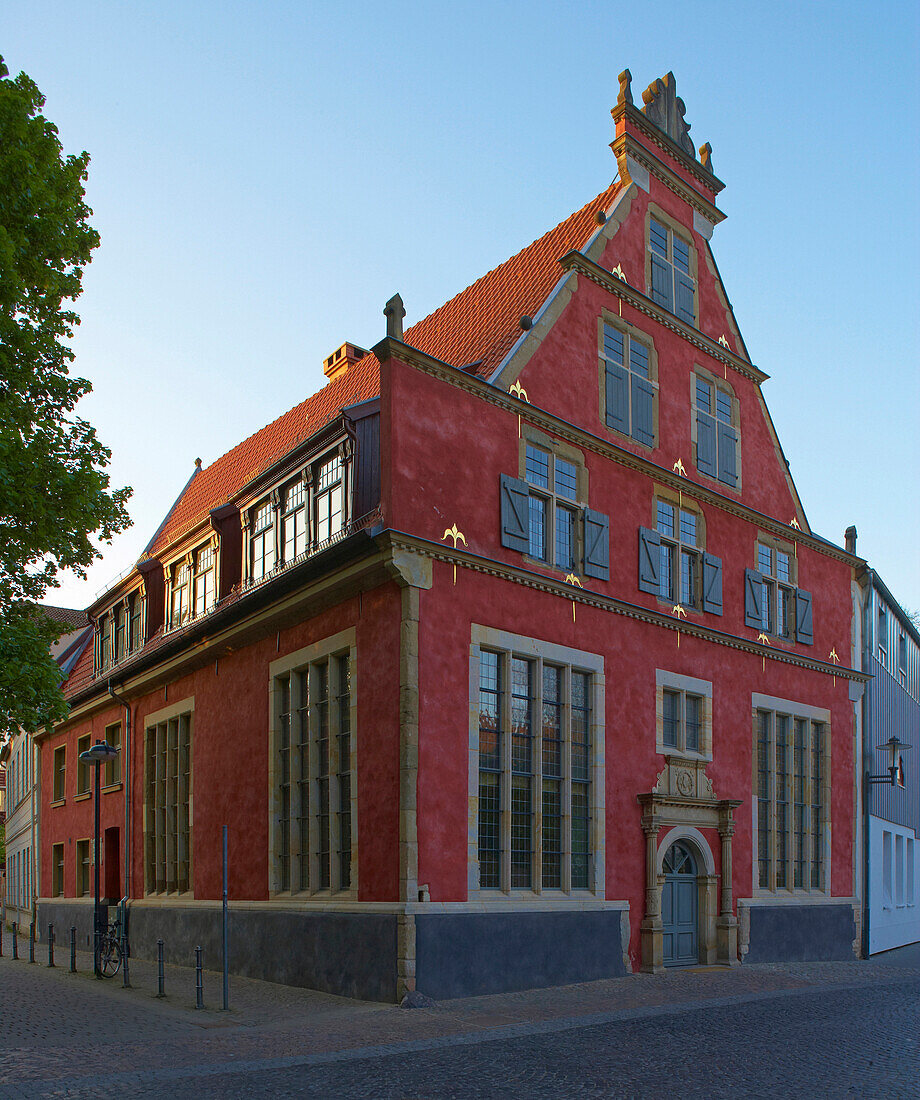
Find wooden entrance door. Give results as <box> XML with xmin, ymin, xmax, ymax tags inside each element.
<box><xmin>662</xmin><ymin>840</ymin><xmax>698</xmax><ymax>967</ymax></box>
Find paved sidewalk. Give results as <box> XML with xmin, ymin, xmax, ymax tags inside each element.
<box><xmin>2</xmin><ymin>924</ymin><xmax>919</xmax><ymax>1098</ymax></box>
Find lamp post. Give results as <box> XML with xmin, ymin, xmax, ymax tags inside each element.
<box><xmin>866</xmin><ymin>735</ymin><xmax>911</xmax><ymax>787</ymax></box>
<box><xmin>78</xmin><ymin>740</ymin><xmax>119</xmax><ymax>977</ymax></box>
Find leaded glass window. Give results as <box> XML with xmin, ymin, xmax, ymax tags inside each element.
<box><xmin>524</xmin><ymin>443</ymin><xmax>578</xmax><ymax>571</ymax></box>
<box><xmin>656</xmin><ymin>501</ymin><xmax>700</xmax><ymax>608</ymax></box>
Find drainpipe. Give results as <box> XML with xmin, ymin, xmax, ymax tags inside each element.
<box><xmin>860</xmin><ymin>571</ymin><xmax>872</xmax><ymax>958</ymax></box>
<box><xmin>107</xmin><ymin>682</ymin><xmax>133</xmax><ymax>917</ymax></box>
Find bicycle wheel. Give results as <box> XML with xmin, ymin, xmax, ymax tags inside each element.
<box><xmin>98</xmin><ymin>935</ymin><xmax>122</xmax><ymax>977</ymax></box>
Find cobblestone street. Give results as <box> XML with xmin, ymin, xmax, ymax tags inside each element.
<box><xmin>2</xmin><ymin>928</ymin><xmax>918</xmax><ymax>1099</ymax></box>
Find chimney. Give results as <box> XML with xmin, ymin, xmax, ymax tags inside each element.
<box><xmin>323</xmin><ymin>342</ymin><xmax>368</xmax><ymax>382</ymax></box>
<box><xmin>845</xmin><ymin>525</ymin><xmax>857</xmax><ymax>555</ymax></box>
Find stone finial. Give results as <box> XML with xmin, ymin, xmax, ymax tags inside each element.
<box><xmin>194</xmin><ymin>457</ymin><xmax>202</xmax><ymax>469</ymax></box>
<box><xmin>384</xmin><ymin>293</ymin><xmax>406</xmax><ymax>341</ymax></box>
<box><xmin>698</xmin><ymin>142</ymin><xmax>714</xmax><ymax>174</ymax></box>
<box><xmin>641</xmin><ymin>71</ymin><xmax>695</xmax><ymax>159</ymax></box>
<box><xmin>845</xmin><ymin>525</ymin><xmax>857</xmax><ymax>554</ymax></box>
<box><xmin>617</xmin><ymin>69</ymin><xmax>633</xmax><ymax>107</ymax></box>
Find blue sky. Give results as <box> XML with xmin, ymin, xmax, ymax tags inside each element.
<box><xmin>4</xmin><ymin>1</ymin><xmax>919</xmax><ymax>614</ymax></box>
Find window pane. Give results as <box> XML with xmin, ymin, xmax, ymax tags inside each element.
<box><xmin>478</xmin><ymin>771</ymin><xmax>501</xmax><ymax>888</ymax></box>
<box><xmin>673</xmin><ymin>234</ymin><xmax>690</xmax><ymax>274</ymax></box>
<box><xmin>757</xmin><ymin>711</ymin><xmax>772</xmax><ymax>889</ymax></box>
<box><xmin>603</xmin><ymin>325</ymin><xmax>624</xmax><ymax>365</ymax></box>
<box><xmin>554</xmin><ymin>458</ymin><xmax>577</xmax><ymax>501</ymax></box>
<box><xmin>793</xmin><ymin>719</ymin><xmax>806</xmax><ymax>889</ymax></box>
<box><xmin>554</xmin><ymin>505</ymin><xmax>575</xmax><ymax>571</ymax></box>
<box><xmin>775</xmin><ymin>716</ymin><xmax>788</xmax><ymax>888</ymax></box>
<box><xmin>629</xmin><ymin>340</ymin><xmax>649</xmax><ymax>379</ymax></box>
<box><xmin>716</xmin><ymin>389</ymin><xmax>732</xmax><ymax>424</ymax></box>
<box><xmin>649</xmin><ymin>218</ymin><xmax>668</xmax><ymax>257</ymax></box>
<box><xmin>528</xmin><ymin>495</ymin><xmax>547</xmax><ymax>560</ymax></box>
<box><xmin>656</xmin><ymin>501</ymin><xmax>675</xmax><ymax>537</ymax></box>
<box><xmin>679</xmin><ymin>510</ymin><xmax>697</xmax><ymax>546</ymax></box>
<box><xmin>542</xmin><ymin>665</ymin><xmax>562</xmax><ymax>779</ymax></box>
<box><xmin>542</xmin><ymin>780</ymin><xmax>562</xmax><ymax>888</ymax></box>
<box><xmin>680</xmin><ymin>549</ymin><xmax>696</xmax><ymax>608</ymax></box>
<box><xmin>525</xmin><ymin>444</ymin><xmax>550</xmax><ymax>489</ymax></box>
<box><xmin>758</xmin><ymin>544</ymin><xmax>773</xmax><ymax>575</ymax></box>
<box><xmin>776</xmin><ymin>552</ymin><xmax>790</xmax><ymax>583</ymax></box>
<box><xmin>659</xmin><ymin>542</ymin><xmax>673</xmax><ymax>601</ymax></box>
<box><xmin>695</xmin><ymin>378</ymin><xmax>712</xmax><ymax>413</ymax></box>
<box><xmin>685</xmin><ymin>695</ymin><xmax>700</xmax><ymax>752</ymax></box>
<box><xmin>571</xmin><ymin>783</ymin><xmax>589</xmax><ymax>889</ymax></box>
<box><xmin>662</xmin><ymin>690</ymin><xmax>680</xmax><ymax>748</ymax></box>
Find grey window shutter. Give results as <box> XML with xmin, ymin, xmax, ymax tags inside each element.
<box><xmin>650</xmin><ymin>254</ymin><xmax>673</xmax><ymax>312</ymax></box>
<box><xmin>697</xmin><ymin>412</ymin><xmax>717</xmax><ymax>478</ymax></box>
<box><xmin>605</xmin><ymin>362</ymin><xmax>629</xmax><ymax>435</ymax></box>
<box><xmin>631</xmin><ymin>377</ymin><xmax>655</xmax><ymax>447</ymax></box>
<box><xmin>701</xmin><ymin>553</ymin><xmax>723</xmax><ymax>615</ymax></box>
<box><xmin>744</xmin><ymin>568</ymin><xmax>764</xmax><ymax>629</ymax></box>
<box><xmin>676</xmin><ymin>272</ymin><xmax>695</xmax><ymax>324</ymax></box>
<box><xmin>795</xmin><ymin>589</ymin><xmax>814</xmax><ymax>645</ymax></box>
<box><xmin>638</xmin><ymin>527</ymin><xmax>661</xmax><ymax>594</ymax></box>
<box><xmin>717</xmin><ymin>422</ymin><xmax>738</xmax><ymax>487</ymax></box>
<box><xmin>500</xmin><ymin>474</ymin><xmax>530</xmax><ymax>553</ymax></box>
<box><xmin>583</xmin><ymin>509</ymin><xmax>610</xmax><ymax>581</ymax></box>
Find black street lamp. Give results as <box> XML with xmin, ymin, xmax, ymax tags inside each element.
<box><xmin>866</xmin><ymin>735</ymin><xmax>911</xmax><ymax>787</ymax></box>
<box><xmin>79</xmin><ymin>739</ymin><xmax>119</xmax><ymax>977</ymax></box>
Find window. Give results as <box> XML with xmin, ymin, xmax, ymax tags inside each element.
<box><xmin>602</xmin><ymin>321</ymin><xmax>656</xmax><ymax>447</ymax></box>
<box><xmin>169</xmin><ymin>562</ymin><xmax>191</xmax><ymax>629</ymax></box>
<box><xmin>524</xmin><ymin>443</ymin><xmax>579</xmax><ymax>571</ymax></box>
<box><xmin>271</xmin><ymin>637</ymin><xmax>355</xmax><ymax>895</ymax></box>
<box><xmin>314</xmin><ymin>454</ymin><xmax>345</xmax><ymax>546</ymax></box>
<box><xmin>883</xmin><ymin>831</ymin><xmax>893</xmax><ymax>906</ymax></box>
<box><xmin>94</xmin><ymin>591</ymin><xmax>144</xmax><ymax>674</ymax></box>
<box><xmin>52</xmin><ymin>745</ymin><xmax>66</xmax><ymax>802</ymax></box>
<box><xmin>639</xmin><ymin>500</ymin><xmax>722</xmax><ymax>616</ymax></box>
<box><xmin>656</xmin><ymin>671</ymin><xmax>712</xmax><ymax>759</ymax></box>
<box><xmin>76</xmin><ymin>734</ymin><xmax>91</xmax><ymax>795</ymax></box>
<box><xmin>251</xmin><ymin>499</ymin><xmax>276</xmax><ymax>581</ymax></box>
<box><xmin>656</xmin><ymin>501</ymin><xmax>700</xmax><ymax>608</ymax></box>
<box><xmin>104</xmin><ymin>722</ymin><xmax>122</xmax><ymax>787</ymax></box>
<box><xmin>648</xmin><ymin>215</ymin><xmax>695</xmax><ymax>324</ymax></box>
<box><xmin>745</xmin><ymin>542</ymin><xmax>812</xmax><ymax>645</ymax></box>
<box><xmin>472</xmin><ymin>631</ymin><xmax>603</xmax><ymax>895</ymax></box>
<box><xmin>76</xmin><ymin>839</ymin><xmax>91</xmax><ymax>897</ymax></box>
<box><xmin>693</xmin><ymin>373</ymin><xmax>738</xmax><ymax>488</ymax></box>
<box><xmin>755</xmin><ymin>702</ymin><xmax>828</xmax><ymax>893</ymax></box>
<box><xmin>500</xmin><ymin>436</ymin><xmax>610</xmax><ymax>582</ymax></box>
<box><xmin>282</xmin><ymin>478</ymin><xmax>308</xmax><ymax>563</ymax></box>
<box><xmin>193</xmin><ymin>546</ymin><xmax>216</xmax><ymax>618</ymax></box>
<box><xmin>144</xmin><ymin>707</ymin><xmax>192</xmax><ymax>895</ymax></box>
<box><xmin>898</xmin><ymin>634</ymin><xmax>908</xmax><ymax>686</ymax></box>
<box><xmin>877</xmin><ymin>605</ymin><xmax>888</xmax><ymax>665</ymax></box>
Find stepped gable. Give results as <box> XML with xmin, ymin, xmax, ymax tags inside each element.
<box><xmin>404</xmin><ymin>181</ymin><xmax>621</xmax><ymax>378</ymax></box>
<box><xmin>146</xmin><ymin>355</ymin><xmax>381</xmax><ymax>558</ymax></box>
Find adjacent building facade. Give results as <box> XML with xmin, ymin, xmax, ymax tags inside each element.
<box><xmin>858</xmin><ymin>570</ymin><xmax>920</xmax><ymax>953</ymax></box>
<box><xmin>35</xmin><ymin>72</ymin><xmax>869</xmax><ymax>1000</ymax></box>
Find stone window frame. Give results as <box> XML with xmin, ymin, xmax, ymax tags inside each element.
<box><xmin>76</xmin><ymin>733</ymin><xmax>92</xmax><ymax>798</ymax></box>
<box><xmin>104</xmin><ymin>721</ymin><xmax>122</xmax><ymax>789</ymax></box>
<box><xmin>75</xmin><ymin>837</ymin><xmax>91</xmax><ymax>898</ymax></box>
<box><xmin>754</xmin><ymin>533</ymin><xmax>798</xmax><ymax>642</ymax></box>
<box><xmin>517</xmin><ymin>427</ymin><xmax>589</xmax><ymax>577</ymax></box>
<box><xmin>267</xmin><ymin>627</ymin><xmax>358</xmax><ymax>902</ymax></box>
<box><xmin>689</xmin><ymin>365</ymin><xmax>742</xmax><ymax>492</ymax></box>
<box><xmin>467</xmin><ymin>624</ymin><xmax>606</xmax><ymax>902</ymax></box>
<box><xmin>652</xmin><ymin>489</ymin><xmax>707</xmax><ymax>611</ymax></box>
<box><xmin>143</xmin><ymin>696</ymin><xmax>194</xmax><ymax>897</ymax></box>
<box><xmin>751</xmin><ymin>693</ymin><xmax>830</xmax><ymax>899</ymax></box>
<box><xmin>52</xmin><ymin>744</ymin><xmax>66</xmax><ymax>804</ymax></box>
<box><xmin>52</xmin><ymin>843</ymin><xmax>64</xmax><ymax>898</ymax></box>
<box><xmin>597</xmin><ymin>311</ymin><xmax>660</xmax><ymax>450</ymax></box>
<box><xmin>655</xmin><ymin>670</ymin><xmax>713</xmax><ymax>763</ymax></box>
<box><xmin>645</xmin><ymin>203</ymin><xmax>698</xmax><ymax>327</ymax></box>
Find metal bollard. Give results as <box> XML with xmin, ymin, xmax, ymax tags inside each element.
<box><xmin>195</xmin><ymin>946</ymin><xmax>204</xmax><ymax>1010</ymax></box>
<box><xmin>122</xmin><ymin>930</ymin><xmax>131</xmax><ymax>989</ymax></box>
<box><xmin>47</xmin><ymin>924</ymin><xmax>55</xmax><ymax>967</ymax></box>
<box><xmin>0</xmin><ymin>922</ymin><xmax>3</xmax><ymax>956</ymax></box>
<box><xmin>29</xmin><ymin>923</ymin><xmax>35</xmax><ymax>963</ymax></box>
<box><xmin>70</xmin><ymin>927</ymin><xmax>77</xmax><ymax>973</ymax></box>
<box><xmin>156</xmin><ymin>939</ymin><xmax>165</xmax><ymax>998</ymax></box>
<box><xmin>12</xmin><ymin>923</ymin><xmax>18</xmax><ymax>959</ymax></box>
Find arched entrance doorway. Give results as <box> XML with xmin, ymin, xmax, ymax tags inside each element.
<box><xmin>662</xmin><ymin>840</ymin><xmax>698</xmax><ymax>966</ymax></box>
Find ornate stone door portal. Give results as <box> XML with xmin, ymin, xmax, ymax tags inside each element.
<box><xmin>638</xmin><ymin>757</ymin><xmax>741</xmax><ymax>973</ymax></box>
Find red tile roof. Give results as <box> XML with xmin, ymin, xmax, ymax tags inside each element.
<box><xmin>142</xmin><ymin>180</ymin><xmax>620</xmax><ymax>563</ymax></box>
<box><xmin>404</xmin><ymin>181</ymin><xmax>621</xmax><ymax>377</ymax></box>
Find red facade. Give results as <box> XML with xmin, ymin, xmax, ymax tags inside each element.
<box><xmin>36</xmin><ymin>72</ymin><xmax>864</xmax><ymax>998</ymax></box>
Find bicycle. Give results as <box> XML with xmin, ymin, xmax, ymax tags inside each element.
<box><xmin>96</xmin><ymin>918</ymin><xmax>122</xmax><ymax>977</ymax></box>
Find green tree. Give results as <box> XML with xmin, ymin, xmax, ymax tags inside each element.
<box><xmin>0</xmin><ymin>57</ymin><xmax>131</xmax><ymax>738</ymax></box>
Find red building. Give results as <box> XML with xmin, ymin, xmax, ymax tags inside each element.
<box><xmin>37</xmin><ymin>72</ymin><xmax>866</xmax><ymax>1000</ymax></box>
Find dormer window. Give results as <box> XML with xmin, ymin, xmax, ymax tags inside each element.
<box><xmin>246</xmin><ymin>445</ymin><xmax>351</xmax><ymax>587</ymax></box>
<box><xmin>94</xmin><ymin>589</ymin><xmax>144</xmax><ymax>673</ymax></box>
<box><xmin>648</xmin><ymin>214</ymin><xmax>695</xmax><ymax>325</ymax></box>
<box><xmin>193</xmin><ymin>546</ymin><xmax>216</xmax><ymax>617</ymax></box>
<box><xmin>169</xmin><ymin>562</ymin><xmax>191</xmax><ymax>628</ymax></box>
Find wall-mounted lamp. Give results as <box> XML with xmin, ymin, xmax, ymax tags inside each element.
<box><xmin>866</xmin><ymin>736</ymin><xmax>910</xmax><ymax>787</ymax></box>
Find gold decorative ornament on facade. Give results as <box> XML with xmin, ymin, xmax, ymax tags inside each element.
<box><xmin>565</xmin><ymin>572</ymin><xmax>583</xmax><ymax>622</ymax></box>
<box><xmin>611</xmin><ymin>264</ymin><xmax>628</xmax><ymax>283</ymax></box>
<box><xmin>718</xmin><ymin>335</ymin><xmax>730</xmax><ymax>348</ymax></box>
<box><xmin>789</xmin><ymin>516</ymin><xmax>800</xmax><ymax>530</ymax></box>
<box><xmin>672</xmin><ymin>458</ymin><xmax>686</xmax><ymax>477</ymax></box>
<box><xmin>672</xmin><ymin>603</ymin><xmax>686</xmax><ymax>647</ymax></box>
<box><xmin>441</xmin><ymin>524</ymin><xmax>467</xmax><ymax>584</ymax></box>
<box><xmin>508</xmin><ymin>380</ymin><xmax>529</xmax><ymax>436</ymax></box>
<box><xmin>758</xmin><ymin>631</ymin><xmax>771</xmax><ymax>671</ymax></box>
<box><xmin>829</xmin><ymin>646</ymin><xmax>840</xmax><ymax>686</ymax></box>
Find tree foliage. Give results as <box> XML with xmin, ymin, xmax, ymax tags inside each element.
<box><xmin>0</xmin><ymin>56</ymin><xmax>131</xmax><ymax>738</ymax></box>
